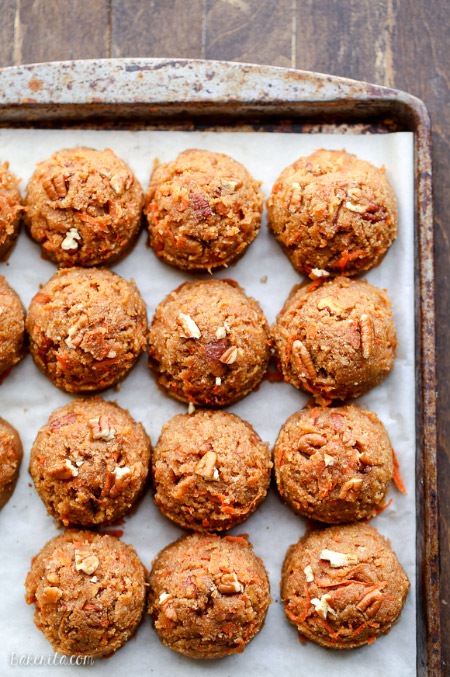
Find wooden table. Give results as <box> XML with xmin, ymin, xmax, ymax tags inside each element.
<box><xmin>1</xmin><ymin>0</ymin><xmax>448</xmax><ymax>668</ymax></box>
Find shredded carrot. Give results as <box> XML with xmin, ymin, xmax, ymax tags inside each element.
<box><xmin>392</xmin><ymin>449</ymin><xmax>407</xmax><ymax>494</ymax></box>
<box><xmin>222</xmin><ymin>506</ymin><xmax>237</xmax><ymax>515</ymax></box>
<box><xmin>367</xmin><ymin>636</ymin><xmax>377</xmax><ymax>645</ymax></box>
<box><xmin>151</xmin><ymin>202</ymin><xmax>159</xmax><ymax>227</ymax></box>
<box><xmin>306</xmin><ymin>279</ymin><xmax>323</xmax><ymax>293</ymax></box>
<box><xmin>224</xmin><ymin>535</ymin><xmax>248</xmax><ymax>544</ymax></box>
<box><xmin>315</xmin><ymin>617</ymin><xmax>341</xmax><ymax>640</ymax></box>
<box><xmin>366</xmin><ymin>497</ymin><xmax>393</xmax><ymax>521</ymax></box>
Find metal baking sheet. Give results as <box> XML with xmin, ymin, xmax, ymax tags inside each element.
<box><xmin>0</xmin><ymin>59</ymin><xmax>438</xmax><ymax>676</ymax></box>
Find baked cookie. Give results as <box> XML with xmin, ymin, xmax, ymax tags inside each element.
<box><xmin>148</xmin><ymin>279</ymin><xmax>270</xmax><ymax>406</ymax></box>
<box><xmin>0</xmin><ymin>417</ymin><xmax>23</xmax><ymax>509</ymax></box>
<box><xmin>26</xmin><ymin>267</ymin><xmax>148</xmax><ymax>393</ymax></box>
<box><xmin>0</xmin><ymin>275</ymin><xmax>26</xmax><ymax>377</ymax></box>
<box><xmin>267</xmin><ymin>149</ymin><xmax>398</xmax><ymax>277</ymax></box>
<box><xmin>281</xmin><ymin>523</ymin><xmax>409</xmax><ymax>648</ymax></box>
<box><xmin>144</xmin><ymin>149</ymin><xmax>263</xmax><ymax>271</ymax></box>
<box><xmin>0</xmin><ymin>161</ymin><xmax>22</xmax><ymax>260</ymax></box>
<box><xmin>274</xmin><ymin>404</ymin><xmax>394</xmax><ymax>522</ymax></box>
<box><xmin>148</xmin><ymin>533</ymin><xmax>270</xmax><ymax>659</ymax></box>
<box><xmin>153</xmin><ymin>409</ymin><xmax>271</xmax><ymax>531</ymax></box>
<box><xmin>25</xmin><ymin>530</ymin><xmax>146</xmax><ymax>656</ymax></box>
<box><xmin>271</xmin><ymin>277</ymin><xmax>396</xmax><ymax>402</ymax></box>
<box><xmin>30</xmin><ymin>398</ymin><xmax>151</xmax><ymax>526</ymax></box>
<box><xmin>25</xmin><ymin>147</ymin><xmax>143</xmax><ymax>266</ymax></box>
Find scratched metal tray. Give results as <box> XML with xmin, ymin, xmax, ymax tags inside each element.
<box><xmin>0</xmin><ymin>59</ymin><xmax>438</xmax><ymax>675</ymax></box>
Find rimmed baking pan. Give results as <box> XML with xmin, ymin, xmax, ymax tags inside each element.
<box><xmin>0</xmin><ymin>59</ymin><xmax>438</xmax><ymax>675</ymax></box>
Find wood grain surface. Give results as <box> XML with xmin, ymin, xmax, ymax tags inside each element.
<box><xmin>0</xmin><ymin>0</ymin><xmax>448</xmax><ymax>669</ymax></box>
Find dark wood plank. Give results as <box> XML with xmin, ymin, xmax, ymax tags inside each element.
<box><xmin>16</xmin><ymin>0</ymin><xmax>109</xmax><ymax>64</ymax></box>
<box><xmin>111</xmin><ymin>0</ymin><xmax>202</xmax><ymax>58</ymax></box>
<box><xmin>205</xmin><ymin>0</ymin><xmax>293</xmax><ymax>67</ymax></box>
<box><xmin>0</xmin><ymin>0</ymin><xmax>17</xmax><ymax>68</ymax></box>
<box><xmin>388</xmin><ymin>3</ymin><xmax>450</xmax><ymax>673</ymax></box>
<box><xmin>296</xmin><ymin>0</ymin><xmax>394</xmax><ymax>84</ymax></box>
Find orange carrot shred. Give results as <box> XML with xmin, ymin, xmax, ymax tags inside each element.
<box><xmin>224</xmin><ymin>535</ymin><xmax>248</xmax><ymax>544</ymax></box>
<box><xmin>392</xmin><ymin>449</ymin><xmax>407</xmax><ymax>494</ymax></box>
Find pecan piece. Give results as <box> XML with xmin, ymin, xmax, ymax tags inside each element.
<box><xmin>89</xmin><ymin>415</ymin><xmax>116</xmax><ymax>441</ymax></box>
<box><xmin>190</xmin><ymin>192</ymin><xmax>213</xmax><ymax>219</ymax></box>
<box><xmin>75</xmin><ymin>551</ymin><xmax>99</xmax><ymax>575</ymax></box>
<box><xmin>159</xmin><ymin>592</ymin><xmax>178</xmax><ymax>621</ymax></box>
<box><xmin>219</xmin><ymin>346</ymin><xmax>237</xmax><ymax>365</ymax></box>
<box><xmin>47</xmin><ymin>459</ymin><xmax>79</xmax><ymax>479</ymax></box>
<box><xmin>61</xmin><ymin>228</ymin><xmax>81</xmax><ymax>252</ymax></box>
<box><xmin>357</xmin><ymin>588</ymin><xmax>383</xmax><ymax>616</ymax></box>
<box><xmin>359</xmin><ymin>313</ymin><xmax>373</xmax><ymax>358</ymax></box>
<box><xmin>41</xmin><ymin>586</ymin><xmax>62</xmax><ymax>604</ymax></box>
<box><xmin>310</xmin><ymin>593</ymin><xmax>336</xmax><ymax>619</ymax></box>
<box><xmin>195</xmin><ymin>451</ymin><xmax>219</xmax><ymax>480</ymax></box>
<box><xmin>292</xmin><ymin>340</ymin><xmax>317</xmax><ymax>379</ymax></box>
<box><xmin>317</xmin><ymin>297</ymin><xmax>344</xmax><ymax>315</ymax></box>
<box><xmin>53</xmin><ymin>174</ymin><xmax>67</xmax><ymax>197</ymax></box>
<box><xmin>218</xmin><ymin>572</ymin><xmax>244</xmax><ymax>594</ymax></box>
<box><xmin>338</xmin><ymin>477</ymin><xmax>363</xmax><ymax>501</ymax></box>
<box><xmin>298</xmin><ymin>433</ymin><xmax>327</xmax><ymax>455</ymax></box>
<box><xmin>178</xmin><ymin>313</ymin><xmax>201</xmax><ymax>339</ymax></box>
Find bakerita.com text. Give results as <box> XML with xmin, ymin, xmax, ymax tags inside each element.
<box><xmin>10</xmin><ymin>652</ymin><xmax>94</xmax><ymax>666</ymax></box>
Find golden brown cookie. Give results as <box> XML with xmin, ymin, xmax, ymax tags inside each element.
<box><xmin>145</xmin><ymin>149</ymin><xmax>263</xmax><ymax>271</ymax></box>
<box><xmin>271</xmin><ymin>277</ymin><xmax>396</xmax><ymax>402</ymax></box>
<box><xmin>148</xmin><ymin>279</ymin><xmax>270</xmax><ymax>406</ymax></box>
<box><xmin>148</xmin><ymin>533</ymin><xmax>270</xmax><ymax>659</ymax></box>
<box><xmin>267</xmin><ymin>149</ymin><xmax>398</xmax><ymax>277</ymax></box>
<box><xmin>281</xmin><ymin>523</ymin><xmax>409</xmax><ymax>649</ymax></box>
<box><xmin>30</xmin><ymin>398</ymin><xmax>151</xmax><ymax>526</ymax></box>
<box><xmin>153</xmin><ymin>409</ymin><xmax>271</xmax><ymax>531</ymax></box>
<box><xmin>274</xmin><ymin>404</ymin><xmax>394</xmax><ymax>522</ymax></box>
<box><xmin>25</xmin><ymin>147</ymin><xmax>143</xmax><ymax>267</ymax></box>
<box><xmin>26</xmin><ymin>268</ymin><xmax>148</xmax><ymax>393</ymax></box>
<box><xmin>25</xmin><ymin>530</ymin><xmax>146</xmax><ymax>656</ymax></box>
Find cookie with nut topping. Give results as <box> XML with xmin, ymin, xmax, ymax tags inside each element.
<box><xmin>29</xmin><ymin>397</ymin><xmax>151</xmax><ymax>526</ymax></box>
<box><xmin>144</xmin><ymin>149</ymin><xmax>263</xmax><ymax>272</ymax></box>
<box><xmin>281</xmin><ymin>523</ymin><xmax>409</xmax><ymax>649</ymax></box>
<box><xmin>271</xmin><ymin>276</ymin><xmax>397</xmax><ymax>402</ymax></box>
<box><xmin>24</xmin><ymin>147</ymin><xmax>143</xmax><ymax>267</ymax></box>
<box><xmin>148</xmin><ymin>532</ymin><xmax>270</xmax><ymax>659</ymax></box>
<box><xmin>153</xmin><ymin>409</ymin><xmax>271</xmax><ymax>531</ymax></box>
<box><xmin>25</xmin><ymin>530</ymin><xmax>146</xmax><ymax>656</ymax></box>
<box><xmin>274</xmin><ymin>404</ymin><xmax>395</xmax><ymax>523</ymax></box>
<box><xmin>148</xmin><ymin>279</ymin><xmax>270</xmax><ymax>406</ymax></box>
<box><xmin>26</xmin><ymin>267</ymin><xmax>148</xmax><ymax>393</ymax></box>
<box><xmin>267</xmin><ymin>149</ymin><xmax>398</xmax><ymax>277</ymax></box>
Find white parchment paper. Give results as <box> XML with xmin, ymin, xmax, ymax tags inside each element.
<box><xmin>0</xmin><ymin>129</ymin><xmax>415</xmax><ymax>676</ymax></box>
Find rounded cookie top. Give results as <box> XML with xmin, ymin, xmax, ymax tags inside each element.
<box><xmin>271</xmin><ymin>276</ymin><xmax>396</xmax><ymax>402</ymax></box>
<box><xmin>153</xmin><ymin>409</ymin><xmax>271</xmax><ymax>531</ymax></box>
<box><xmin>0</xmin><ymin>275</ymin><xmax>26</xmax><ymax>377</ymax></box>
<box><xmin>30</xmin><ymin>398</ymin><xmax>151</xmax><ymax>526</ymax></box>
<box><xmin>0</xmin><ymin>417</ymin><xmax>23</xmax><ymax>510</ymax></box>
<box><xmin>25</xmin><ymin>147</ymin><xmax>143</xmax><ymax>267</ymax></box>
<box><xmin>281</xmin><ymin>523</ymin><xmax>409</xmax><ymax>649</ymax></box>
<box><xmin>148</xmin><ymin>279</ymin><xmax>270</xmax><ymax>406</ymax></box>
<box><xmin>267</xmin><ymin>149</ymin><xmax>398</xmax><ymax>277</ymax></box>
<box><xmin>0</xmin><ymin>161</ymin><xmax>22</xmax><ymax>259</ymax></box>
<box><xmin>274</xmin><ymin>404</ymin><xmax>394</xmax><ymax>523</ymax></box>
<box><xmin>148</xmin><ymin>532</ymin><xmax>270</xmax><ymax>659</ymax></box>
<box><xmin>26</xmin><ymin>267</ymin><xmax>148</xmax><ymax>393</ymax></box>
<box><xmin>25</xmin><ymin>530</ymin><xmax>146</xmax><ymax>657</ymax></box>
<box><xmin>144</xmin><ymin>149</ymin><xmax>263</xmax><ymax>271</ymax></box>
